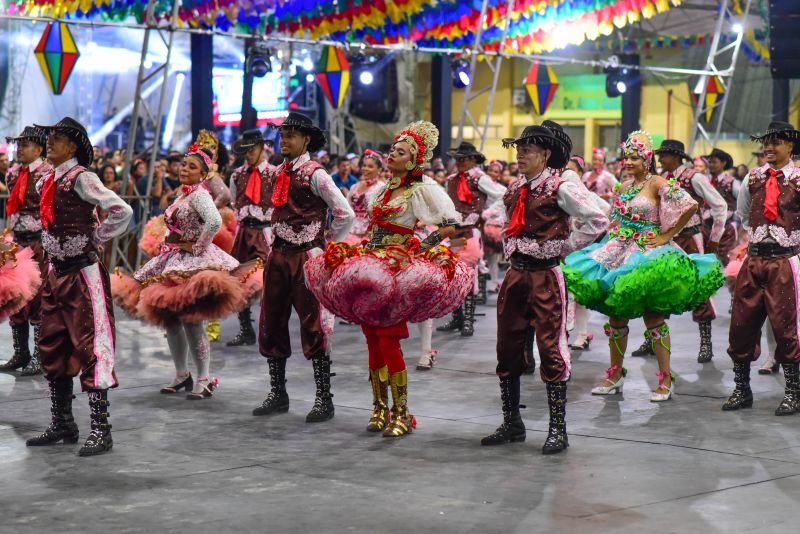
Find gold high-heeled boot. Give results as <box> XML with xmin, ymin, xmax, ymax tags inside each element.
<box><xmin>383</xmin><ymin>370</ymin><xmax>414</xmax><ymax>437</ymax></box>
<box><xmin>367</xmin><ymin>366</ymin><xmax>389</xmax><ymax>432</ymax></box>
<box><xmin>206</xmin><ymin>320</ymin><xmax>221</xmax><ymax>342</ymax></box>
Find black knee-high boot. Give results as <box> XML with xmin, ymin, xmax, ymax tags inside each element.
<box><xmin>481</xmin><ymin>377</ymin><xmax>526</xmax><ymax>445</ymax></box>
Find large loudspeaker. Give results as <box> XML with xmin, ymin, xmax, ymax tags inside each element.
<box><xmin>769</xmin><ymin>2</ymin><xmax>800</xmax><ymax>79</ymax></box>
<box><xmin>349</xmin><ymin>57</ymin><xmax>399</xmax><ymax>123</ymax></box>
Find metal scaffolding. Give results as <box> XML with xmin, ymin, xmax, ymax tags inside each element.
<box><xmin>454</xmin><ymin>0</ymin><xmax>516</xmax><ymax>152</ymax></box>
<box><xmin>687</xmin><ymin>0</ymin><xmax>751</xmax><ymax>154</ymax></box>
<box><xmin>109</xmin><ymin>0</ymin><xmax>181</xmax><ymax>272</ymax></box>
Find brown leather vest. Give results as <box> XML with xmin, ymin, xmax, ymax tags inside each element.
<box><xmin>503</xmin><ymin>176</ymin><xmax>570</xmax><ymax>245</ymax></box>
<box><xmin>232</xmin><ymin>164</ymin><xmax>274</xmax><ymax>211</ymax></box>
<box><xmin>44</xmin><ymin>164</ymin><xmax>98</xmax><ymax>258</ymax></box>
<box><xmin>446</xmin><ymin>169</ymin><xmax>488</xmax><ymax>217</ymax></box>
<box><xmin>710</xmin><ymin>173</ymin><xmax>737</xmax><ymax>213</ymax></box>
<box><xmin>271</xmin><ymin>160</ymin><xmax>328</xmax><ymax>245</ymax></box>
<box><xmin>7</xmin><ymin>162</ymin><xmax>50</xmax><ymax>221</ymax></box>
<box><xmin>747</xmin><ymin>167</ymin><xmax>800</xmax><ymax>232</ymax></box>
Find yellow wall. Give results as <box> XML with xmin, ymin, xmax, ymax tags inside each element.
<box><xmin>448</xmin><ymin>58</ymin><xmax>759</xmax><ymax>167</ymax></box>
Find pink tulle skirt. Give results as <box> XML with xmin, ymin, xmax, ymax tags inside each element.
<box><xmin>449</xmin><ymin>231</ymin><xmax>483</xmax><ymax>267</ymax></box>
<box><xmin>305</xmin><ymin>241</ymin><xmax>474</xmax><ymax>327</ymax></box>
<box><xmin>112</xmin><ymin>260</ymin><xmax>262</xmax><ymax>326</ymax></box>
<box><xmin>0</xmin><ymin>245</ymin><xmax>42</xmax><ymax>323</ymax></box>
<box><xmin>483</xmin><ymin>224</ymin><xmax>504</xmax><ymax>253</ymax></box>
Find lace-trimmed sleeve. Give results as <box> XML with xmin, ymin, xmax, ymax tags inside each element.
<box><xmin>74</xmin><ymin>171</ymin><xmax>133</xmax><ymax>242</ymax></box>
<box><xmin>190</xmin><ymin>189</ymin><xmax>222</xmax><ymax>255</ymax></box>
<box><xmin>410</xmin><ymin>181</ymin><xmax>459</xmax><ymax>226</ymax></box>
<box><xmin>659</xmin><ymin>178</ymin><xmax>697</xmax><ymax>233</ymax></box>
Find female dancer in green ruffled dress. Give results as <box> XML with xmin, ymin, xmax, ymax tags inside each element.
<box><xmin>563</xmin><ymin>131</ymin><xmax>724</xmax><ymax>401</ymax></box>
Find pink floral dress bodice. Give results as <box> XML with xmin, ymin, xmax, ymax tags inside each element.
<box><xmin>589</xmin><ymin>178</ymin><xmax>697</xmax><ymax>271</ymax></box>
<box><xmin>134</xmin><ymin>185</ymin><xmax>239</xmax><ymax>282</ymax></box>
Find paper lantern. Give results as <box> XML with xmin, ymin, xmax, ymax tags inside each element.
<box><xmin>315</xmin><ymin>46</ymin><xmax>350</xmax><ymax>110</ymax></box>
<box><xmin>524</xmin><ymin>61</ymin><xmax>558</xmax><ymax>115</ymax></box>
<box><xmin>34</xmin><ymin>22</ymin><xmax>80</xmax><ymax>95</ymax></box>
<box><xmin>702</xmin><ymin>76</ymin><xmax>725</xmax><ymax>123</ymax></box>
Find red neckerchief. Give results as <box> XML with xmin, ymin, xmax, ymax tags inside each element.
<box><xmin>245</xmin><ymin>165</ymin><xmax>262</xmax><ymax>205</ymax></box>
<box><xmin>6</xmin><ymin>166</ymin><xmax>29</xmax><ymax>217</ymax></box>
<box><xmin>39</xmin><ymin>171</ymin><xmax>56</xmax><ymax>230</ymax></box>
<box><xmin>271</xmin><ymin>163</ymin><xmax>291</xmax><ymax>208</ymax></box>
<box><xmin>764</xmin><ymin>168</ymin><xmax>782</xmax><ymax>222</ymax></box>
<box><xmin>504</xmin><ymin>184</ymin><xmax>528</xmax><ymax>237</ymax></box>
<box><xmin>456</xmin><ymin>171</ymin><xmax>474</xmax><ymax>204</ymax></box>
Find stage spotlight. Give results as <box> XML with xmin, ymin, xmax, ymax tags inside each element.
<box><xmin>451</xmin><ymin>59</ymin><xmax>471</xmax><ymax>88</ymax></box>
<box><xmin>303</xmin><ymin>57</ymin><xmax>314</xmax><ymax>72</ymax></box>
<box><xmin>616</xmin><ymin>80</ymin><xmax>627</xmax><ymax>94</ymax></box>
<box><xmin>732</xmin><ymin>22</ymin><xmax>743</xmax><ymax>34</ymax></box>
<box><xmin>359</xmin><ymin>70</ymin><xmax>374</xmax><ymax>86</ymax></box>
<box><xmin>604</xmin><ymin>60</ymin><xmax>637</xmax><ymax>98</ymax></box>
<box><xmin>305</xmin><ymin>73</ymin><xmax>315</xmax><ymax>83</ymax></box>
<box><xmin>247</xmin><ymin>42</ymin><xmax>272</xmax><ymax>78</ymax></box>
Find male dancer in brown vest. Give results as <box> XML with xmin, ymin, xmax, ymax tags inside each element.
<box><xmin>254</xmin><ymin>112</ymin><xmax>354</xmax><ymax>423</ymax></box>
<box><xmin>481</xmin><ymin>125</ymin><xmax>607</xmax><ymax>454</ymax></box>
<box><xmin>437</xmin><ymin>142</ymin><xmax>505</xmax><ymax>335</ymax></box>
<box><xmin>0</xmin><ymin>127</ymin><xmax>52</xmax><ymax>375</ymax></box>
<box><xmin>724</xmin><ymin>121</ymin><xmax>800</xmax><ymax>415</ymax></box>
<box><xmin>26</xmin><ymin>117</ymin><xmax>132</xmax><ymax>456</ymax></box>
<box><xmin>226</xmin><ymin>128</ymin><xmax>275</xmax><ymax>346</ymax></box>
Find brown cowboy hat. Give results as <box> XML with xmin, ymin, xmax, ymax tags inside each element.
<box><xmin>34</xmin><ymin>116</ymin><xmax>93</xmax><ymax>167</ymax></box>
<box><xmin>501</xmin><ymin>125</ymin><xmax>569</xmax><ymax>169</ymax></box>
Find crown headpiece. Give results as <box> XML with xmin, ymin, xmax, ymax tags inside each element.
<box><xmin>394</xmin><ymin>121</ymin><xmax>439</xmax><ymax>176</ymax></box>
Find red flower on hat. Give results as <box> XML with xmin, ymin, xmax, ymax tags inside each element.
<box><xmin>189</xmin><ymin>144</ymin><xmax>199</xmax><ymax>153</ymax></box>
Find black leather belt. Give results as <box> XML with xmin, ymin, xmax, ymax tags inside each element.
<box><xmin>510</xmin><ymin>254</ymin><xmax>560</xmax><ymax>272</ymax></box>
<box><xmin>272</xmin><ymin>237</ymin><xmax>320</xmax><ymax>252</ymax></box>
<box><xmin>51</xmin><ymin>253</ymin><xmax>99</xmax><ymax>277</ymax></box>
<box><xmin>748</xmin><ymin>242</ymin><xmax>798</xmax><ymax>258</ymax></box>
<box><xmin>678</xmin><ymin>225</ymin><xmax>701</xmax><ymax>237</ymax></box>
<box><xmin>240</xmin><ymin>218</ymin><xmax>271</xmax><ymax>229</ymax></box>
<box><xmin>14</xmin><ymin>231</ymin><xmax>42</xmax><ymax>243</ymax></box>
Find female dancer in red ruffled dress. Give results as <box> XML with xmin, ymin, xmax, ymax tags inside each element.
<box><xmin>114</xmin><ymin>146</ymin><xmax>256</xmax><ymax>399</ymax></box>
<box><xmin>305</xmin><ymin>121</ymin><xmax>473</xmax><ymax>437</ymax></box>
<box><xmin>344</xmin><ymin>149</ymin><xmax>387</xmax><ymax>246</ymax></box>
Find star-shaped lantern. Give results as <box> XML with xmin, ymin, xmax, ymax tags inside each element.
<box><xmin>34</xmin><ymin>22</ymin><xmax>80</xmax><ymax>95</ymax></box>
<box><xmin>524</xmin><ymin>60</ymin><xmax>559</xmax><ymax>115</ymax></box>
<box><xmin>315</xmin><ymin>46</ymin><xmax>350</xmax><ymax>110</ymax></box>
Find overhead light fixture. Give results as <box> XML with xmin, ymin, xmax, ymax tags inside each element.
<box><xmin>303</xmin><ymin>57</ymin><xmax>314</xmax><ymax>72</ymax></box>
<box><xmin>451</xmin><ymin>58</ymin><xmax>471</xmax><ymax>89</ymax></box>
<box><xmin>305</xmin><ymin>73</ymin><xmax>315</xmax><ymax>83</ymax></box>
<box><xmin>358</xmin><ymin>70</ymin><xmax>374</xmax><ymax>86</ymax></box>
<box><xmin>732</xmin><ymin>22</ymin><xmax>743</xmax><ymax>34</ymax></box>
<box><xmin>247</xmin><ymin>42</ymin><xmax>272</xmax><ymax>78</ymax></box>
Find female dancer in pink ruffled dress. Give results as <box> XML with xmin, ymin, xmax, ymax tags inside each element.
<box><xmin>0</xmin><ymin>232</ymin><xmax>42</xmax><ymax>324</ymax></box>
<box><xmin>344</xmin><ymin>150</ymin><xmax>387</xmax><ymax>246</ymax></box>
<box><xmin>305</xmin><ymin>121</ymin><xmax>473</xmax><ymax>437</ymax></box>
<box><xmin>114</xmin><ymin>146</ymin><xmax>255</xmax><ymax>399</ymax></box>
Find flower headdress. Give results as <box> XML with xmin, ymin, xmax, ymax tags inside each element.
<box><xmin>362</xmin><ymin>149</ymin><xmax>386</xmax><ymax>169</ymax></box>
<box><xmin>186</xmin><ymin>144</ymin><xmax>213</xmax><ymax>170</ymax></box>
<box><xmin>620</xmin><ymin>130</ymin><xmax>654</xmax><ymax>166</ymax></box>
<box><xmin>393</xmin><ymin>121</ymin><xmax>439</xmax><ymax>176</ymax></box>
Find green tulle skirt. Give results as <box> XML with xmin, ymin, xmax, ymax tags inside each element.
<box><xmin>563</xmin><ymin>238</ymin><xmax>724</xmax><ymax>319</ymax></box>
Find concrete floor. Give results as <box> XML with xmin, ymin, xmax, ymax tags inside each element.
<box><xmin>1</xmin><ymin>289</ymin><xmax>798</xmax><ymax>534</ymax></box>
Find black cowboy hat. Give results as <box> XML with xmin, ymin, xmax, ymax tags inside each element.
<box><xmin>502</xmin><ymin>125</ymin><xmax>569</xmax><ymax>169</ymax></box>
<box><xmin>5</xmin><ymin>126</ymin><xmax>47</xmax><ymax>150</ymax></box>
<box><xmin>704</xmin><ymin>148</ymin><xmax>734</xmax><ymax>170</ymax></box>
<box><xmin>448</xmin><ymin>142</ymin><xmax>486</xmax><ymax>164</ymax></box>
<box><xmin>540</xmin><ymin>120</ymin><xmax>573</xmax><ymax>155</ymax></box>
<box><xmin>654</xmin><ymin>139</ymin><xmax>691</xmax><ymax>161</ymax></box>
<box><xmin>232</xmin><ymin>128</ymin><xmax>266</xmax><ymax>155</ymax></box>
<box><xmin>34</xmin><ymin>116</ymin><xmax>93</xmax><ymax>167</ymax></box>
<box><xmin>750</xmin><ymin>121</ymin><xmax>800</xmax><ymax>154</ymax></box>
<box><xmin>272</xmin><ymin>111</ymin><xmax>326</xmax><ymax>153</ymax></box>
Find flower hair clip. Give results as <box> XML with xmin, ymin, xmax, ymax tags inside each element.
<box><xmin>187</xmin><ymin>144</ymin><xmax>212</xmax><ymax>169</ymax></box>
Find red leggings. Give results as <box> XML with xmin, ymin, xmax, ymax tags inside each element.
<box><xmin>362</xmin><ymin>322</ymin><xmax>409</xmax><ymax>373</ymax></box>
